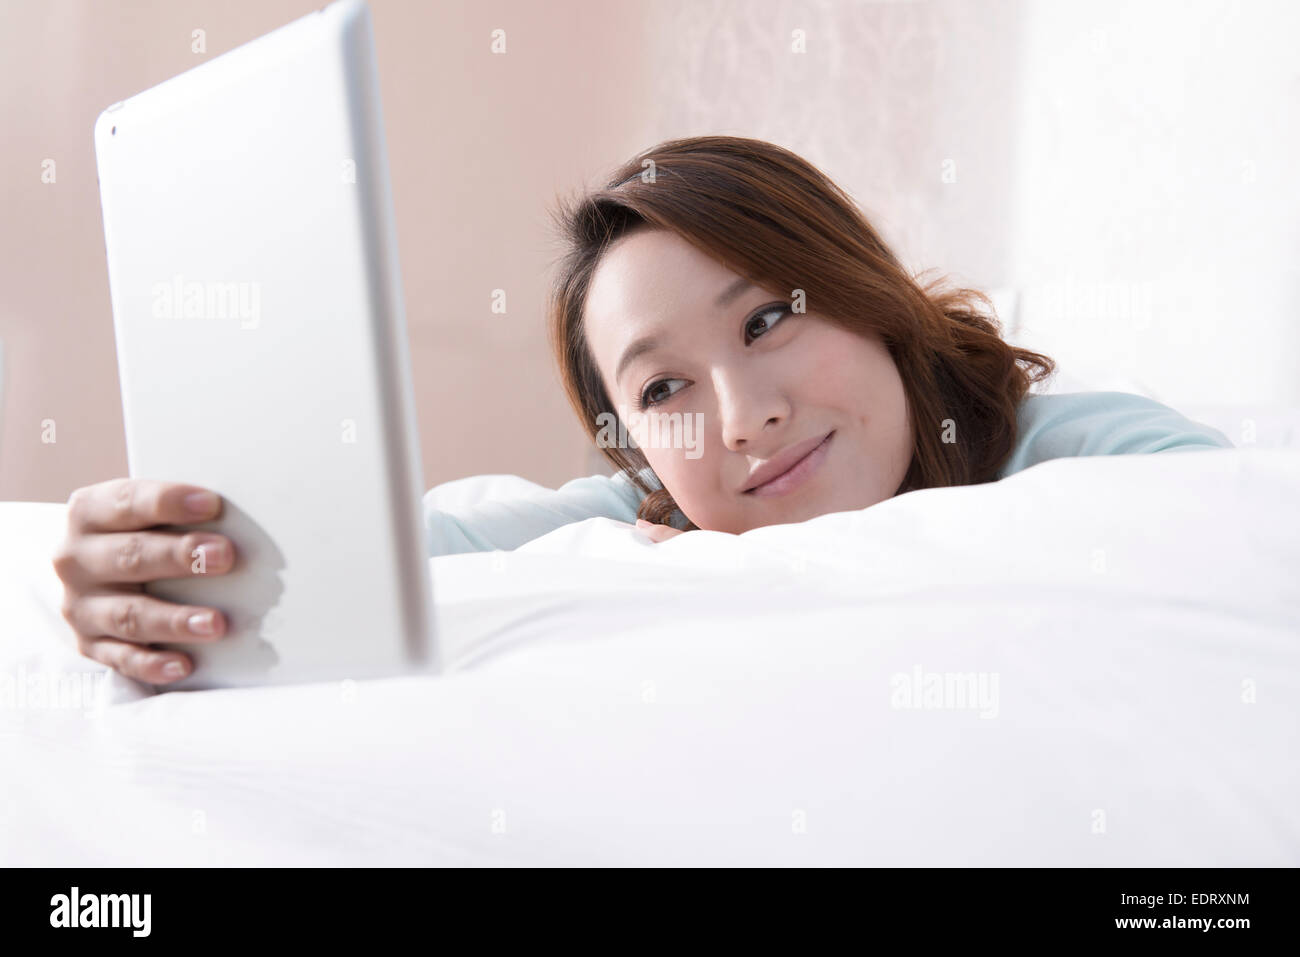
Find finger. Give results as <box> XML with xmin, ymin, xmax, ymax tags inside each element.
<box><xmin>68</xmin><ymin>592</ymin><xmax>227</xmax><ymax>645</ymax></box>
<box><xmin>635</xmin><ymin>519</ymin><xmax>664</xmax><ymax>538</ymax></box>
<box><xmin>60</xmin><ymin>530</ymin><xmax>235</xmax><ymax>586</ymax></box>
<box><xmin>635</xmin><ymin>520</ymin><xmax>685</xmax><ymax>543</ymax></box>
<box><xmin>68</xmin><ymin>479</ymin><xmax>222</xmax><ymax>534</ymax></box>
<box><xmin>80</xmin><ymin>635</ymin><xmax>194</xmax><ymax>684</ymax></box>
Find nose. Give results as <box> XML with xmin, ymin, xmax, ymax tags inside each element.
<box><xmin>713</xmin><ymin>363</ymin><xmax>791</xmax><ymax>452</ymax></box>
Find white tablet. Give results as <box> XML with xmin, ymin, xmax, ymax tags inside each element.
<box><xmin>93</xmin><ymin>0</ymin><xmax>438</xmax><ymax>690</ymax></box>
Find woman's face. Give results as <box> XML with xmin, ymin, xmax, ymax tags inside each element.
<box><xmin>583</xmin><ymin>228</ymin><xmax>914</xmax><ymax>533</ymax></box>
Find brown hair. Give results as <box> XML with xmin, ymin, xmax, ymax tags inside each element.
<box><xmin>547</xmin><ymin>135</ymin><xmax>1055</xmax><ymax>528</ymax></box>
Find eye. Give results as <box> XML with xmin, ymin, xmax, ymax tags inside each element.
<box><xmin>638</xmin><ymin>377</ymin><xmax>688</xmax><ymax>410</ymax></box>
<box><xmin>744</xmin><ymin>304</ymin><xmax>794</xmax><ymax>344</ymax></box>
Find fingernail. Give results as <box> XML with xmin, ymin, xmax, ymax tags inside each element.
<box><xmin>162</xmin><ymin>660</ymin><xmax>187</xmax><ymax>679</ymax></box>
<box><xmin>196</xmin><ymin>541</ymin><xmax>229</xmax><ymax>565</ymax></box>
<box><xmin>188</xmin><ymin>611</ymin><xmax>216</xmax><ymax>635</ymax></box>
<box><xmin>184</xmin><ymin>491</ymin><xmax>218</xmax><ymax>517</ymax></box>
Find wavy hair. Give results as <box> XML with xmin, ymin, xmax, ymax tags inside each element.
<box><xmin>547</xmin><ymin>135</ymin><xmax>1055</xmax><ymax>527</ymax></box>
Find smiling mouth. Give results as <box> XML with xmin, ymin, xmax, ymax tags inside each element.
<box><xmin>743</xmin><ymin>431</ymin><xmax>835</xmax><ymax>497</ymax></box>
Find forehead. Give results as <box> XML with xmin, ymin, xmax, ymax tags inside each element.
<box><xmin>583</xmin><ymin>229</ymin><xmax>740</xmax><ymax>367</ymax></box>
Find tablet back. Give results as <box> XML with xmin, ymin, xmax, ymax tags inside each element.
<box><xmin>93</xmin><ymin>0</ymin><xmax>437</xmax><ymax>689</ymax></box>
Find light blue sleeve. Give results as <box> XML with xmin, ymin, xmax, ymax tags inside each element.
<box><xmin>997</xmin><ymin>391</ymin><xmax>1236</xmax><ymax>479</ymax></box>
<box><xmin>423</xmin><ymin>468</ymin><xmax>655</xmax><ymax>555</ymax></box>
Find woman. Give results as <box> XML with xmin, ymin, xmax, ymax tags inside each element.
<box><xmin>427</xmin><ymin>135</ymin><xmax>1232</xmax><ymax>551</ymax></box>
<box><xmin>53</xmin><ymin>135</ymin><xmax>1234</xmax><ymax>683</ymax></box>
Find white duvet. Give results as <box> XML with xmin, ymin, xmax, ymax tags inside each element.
<box><xmin>2</xmin><ymin>447</ymin><xmax>1297</xmax><ymax>866</ymax></box>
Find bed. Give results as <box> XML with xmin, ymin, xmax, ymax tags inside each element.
<box><xmin>2</xmin><ymin>445</ymin><xmax>1297</xmax><ymax>865</ymax></box>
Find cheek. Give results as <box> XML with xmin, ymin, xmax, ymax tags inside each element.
<box><xmin>806</xmin><ymin>330</ymin><xmax>910</xmax><ymax>461</ymax></box>
<box><xmin>790</xmin><ymin>325</ymin><xmax>880</xmax><ymax>396</ymax></box>
<box><xmin>642</xmin><ymin>448</ymin><xmax>695</xmax><ymax>501</ymax></box>
<box><xmin>641</xmin><ymin>447</ymin><xmax>727</xmax><ymax>526</ymax></box>
<box><xmin>817</xmin><ymin>333</ymin><xmax>905</xmax><ymax>416</ymax></box>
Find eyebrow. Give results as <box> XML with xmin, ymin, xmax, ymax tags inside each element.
<box><xmin>613</xmin><ymin>277</ymin><xmax>756</xmax><ymax>385</ymax></box>
<box><xmin>713</xmin><ymin>276</ymin><xmax>754</xmax><ymax>309</ymax></box>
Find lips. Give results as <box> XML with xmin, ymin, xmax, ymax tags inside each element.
<box><xmin>741</xmin><ymin>431</ymin><xmax>834</xmax><ymax>493</ymax></box>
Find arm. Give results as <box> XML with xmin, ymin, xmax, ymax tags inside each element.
<box><xmin>423</xmin><ymin>468</ymin><xmax>655</xmax><ymax>556</ymax></box>
<box><xmin>997</xmin><ymin>391</ymin><xmax>1236</xmax><ymax>479</ymax></box>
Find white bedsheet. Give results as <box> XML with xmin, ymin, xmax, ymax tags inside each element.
<box><xmin>2</xmin><ymin>447</ymin><xmax>1297</xmax><ymax>866</ymax></box>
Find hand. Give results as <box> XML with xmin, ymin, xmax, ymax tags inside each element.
<box><xmin>52</xmin><ymin>478</ymin><xmax>236</xmax><ymax>685</ymax></box>
<box><xmin>634</xmin><ymin>518</ymin><xmax>686</xmax><ymax>543</ymax></box>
